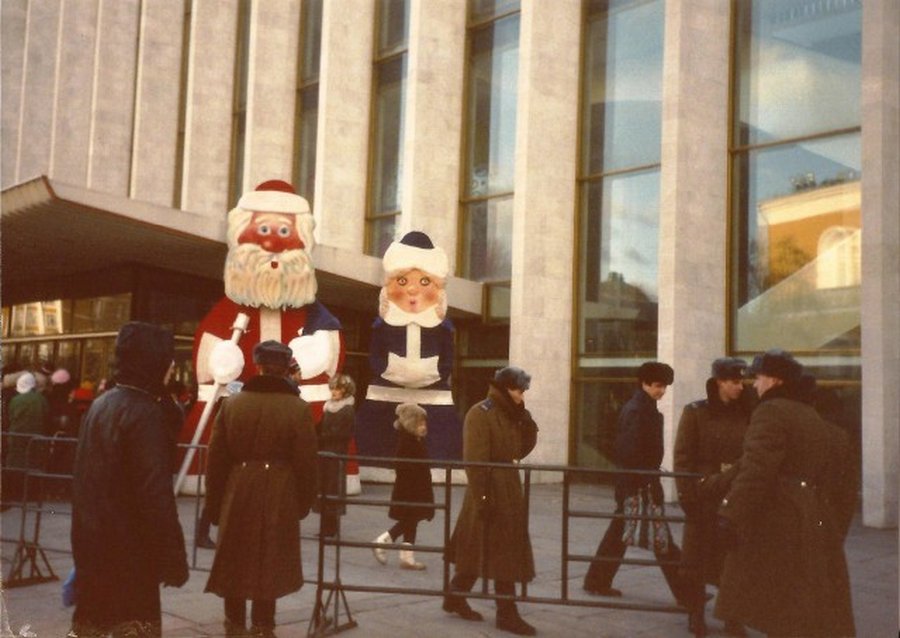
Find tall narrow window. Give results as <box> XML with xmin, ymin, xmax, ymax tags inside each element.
<box><xmin>365</xmin><ymin>0</ymin><xmax>409</xmax><ymax>258</ymax></box>
<box><xmin>293</xmin><ymin>0</ymin><xmax>323</xmax><ymax>204</ymax></box>
<box><xmin>730</xmin><ymin>0</ymin><xmax>862</xmax><ymax>354</ymax></box>
<box><xmin>173</xmin><ymin>0</ymin><xmax>193</xmax><ymax>209</ymax></box>
<box><xmin>460</xmin><ymin>0</ymin><xmax>520</xmax><ymax>283</ymax></box>
<box><xmin>228</xmin><ymin>0</ymin><xmax>252</xmax><ymax>206</ymax></box>
<box><xmin>573</xmin><ymin>0</ymin><xmax>664</xmax><ymax>469</ymax></box>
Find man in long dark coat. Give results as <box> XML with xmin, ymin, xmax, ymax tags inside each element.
<box><xmin>70</xmin><ymin>322</ymin><xmax>189</xmax><ymax>637</ymax></box>
<box><xmin>204</xmin><ymin>340</ymin><xmax>318</xmax><ymax>637</ymax></box>
<box><xmin>674</xmin><ymin>357</ymin><xmax>751</xmax><ymax>636</ymax></box>
<box><xmin>583</xmin><ymin>361</ymin><xmax>688</xmax><ymax>605</ymax></box>
<box><xmin>444</xmin><ymin>366</ymin><xmax>539</xmax><ymax>636</ymax></box>
<box><xmin>715</xmin><ymin>349</ymin><xmax>857</xmax><ymax>637</ymax></box>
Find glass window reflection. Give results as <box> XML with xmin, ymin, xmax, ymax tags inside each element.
<box><xmin>371</xmin><ymin>56</ymin><xmax>406</xmax><ymax>217</ymax></box>
<box><xmin>463</xmin><ymin>196</ymin><xmax>514</xmax><ymax>282</ymax></box>
<box><xmin>582</xmin><ymin>0</ymin><xmax>664</xmax><ymax>174</ymax></box>
<box><xmin>579</xmin><ymin>170</ymin><xmax>659</xmax><ymax>356</ymax></box>
<box><xmin>734</xmin><ymin>0</ymin><xmax>862</xmax><ymax>146</ymax></box>
<box><xmin>732</xmin><ymin>133</ymin><xmax>861</xmax><ymax>351</ymax></box>
<box><xmin>465</xmin><ymin>15</ymin><xmax>519</xmax><ymax>199</ymax></box>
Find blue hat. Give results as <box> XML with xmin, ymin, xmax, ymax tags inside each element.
<box><xmin>711</xmin><ymin>357</ymin><xmax>747</xmax><ymax>380</ymax></box>
<box><xmin>253</xmin><ymin>340</ymin><xmax>293</xmax><ymax>368</ymax></box>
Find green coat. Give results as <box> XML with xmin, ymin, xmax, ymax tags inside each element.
<box><xmin>447</xmin><ymin>384</ymin><xmax>538</xmax><ymax>583</ymax></box>
<box><xmin>204</xmin><ymin>375</ymin><xmax>318</xmax><ymax>600</ymax></box>
<box><xmin>715</xmin><ymin>387</ymin><xmax>857</xmax><ymax>637</ymax></box>
<box><xmin>673</xmin><ymin>379</ymin><xmax>749</xmax><ymax>585</ymax></box>
<box><xmin>6</xmin><ymin>389</ymin><xmax>51</xmax><ymax>469</ymax></box>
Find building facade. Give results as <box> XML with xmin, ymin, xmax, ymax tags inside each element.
<box><xmin>2</xmin><ymin>0</ymin><xmax>897</xmax><ymax>527</ymax></box>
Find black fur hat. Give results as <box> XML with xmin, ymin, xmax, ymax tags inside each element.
<box><xmin>747</xmin><ymin>349</ymin><xmax>802</xmax><ymax>383</ymax></box>
<box><xmin>711</xmin><ymin>357</ymin><xmax>747</xmax><ymax>380</ymax></box>
<box><xmin>637</xmin><ymin>361</ymin><xmax>674</xmax><ymax>385</ymax></box>
<box><xmin>493</xmin><ymin>366</ymin><xmax>531</xmax><ymax>391</ymax></box>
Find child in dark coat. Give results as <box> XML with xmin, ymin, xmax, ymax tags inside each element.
<box><xmin>372</xmin><ymin>403</ymin><xmax>434</xmax><ymax>570</ymax></box>
<box><xmin>318</xmin><ymin>374</ymin><xmax>356</xmax><ymax>537</ymax></box>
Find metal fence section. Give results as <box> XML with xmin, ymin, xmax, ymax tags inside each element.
<box><xmin>0</xmin><ymin>438</ymin><xmax>705</xmax><ymax>637</ymax></box>
<box><xmin>307</xmin><ymin>453</ymin><xmax>703</xmax><ymax>638</ymax></box>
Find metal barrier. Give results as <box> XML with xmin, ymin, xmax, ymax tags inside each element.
<box><xmin>307</xmin><ymin>453</ymin><xmax>704</xmax><ymax>638</ymax></box>
<box><xmin>0</xmin><ymin>437</ymin><xmax>705</xmax><ymax>636</ymax></box>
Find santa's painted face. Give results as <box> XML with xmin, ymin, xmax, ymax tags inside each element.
<box><xmin>237</xmin><ymin>212</ymin><xmax>305</xmax><ymax>255</ymax></box>
<box><xmin>386</xmin><ymin>268</ymin><xmax>442</xmax><ymax>313</ymax></box>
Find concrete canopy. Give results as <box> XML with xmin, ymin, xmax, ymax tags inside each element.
<box><xmin>0</xmin><ymin>176</ymin><xmax>483</xmax><ymax>317</ymax></box>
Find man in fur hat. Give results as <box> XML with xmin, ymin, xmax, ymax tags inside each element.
<box><xmin>583</xmin><ymin>361</ymin><xmax>689</xmax><ymax>604</ymax></box>
<box><xmin>356</xmin><ymin>231</ymin><xmax>462</xmax><ymax>461</ymax></box>
<box><xmin>714</xmin><ymin>349</ymin><xmax>856</xmax><ymax>637</ymax></box>
<box><xmin>674</xmin><ymin>357</ymin><xmax>751</xmax><ymax>637</ymax></box>
<box><xmin>178</xmin><ymin>180</ymin><xmax>344</xmax><ymax>542</ymax></box>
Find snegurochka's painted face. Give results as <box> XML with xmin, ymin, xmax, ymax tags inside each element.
<box><xmin>386</xmin><ymin>268</ymin><xmax>442</xmax><ymax>313</ymax></box>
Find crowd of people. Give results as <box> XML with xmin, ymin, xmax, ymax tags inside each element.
<box><xmin>2</xmin><ymin>322</ymin><xmax>858</xmax><ymax>638</ymax></box>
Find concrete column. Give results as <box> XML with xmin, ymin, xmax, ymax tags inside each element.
<box><xmin>15</xmin><ymin>0</ymin><xmax>60</xmax><ymax>184</ymax></box>
<box><xmin>87</xmin><ymin>0</ymin><xmax>140</xmax><ymax>196</ymax></box>
<box><xmin>860</xmin><ymin>0</ymin><xmax>899</xmax><ymax>529</ymax></box>
<box><xmin>49</xmin><ymin>0</ymin><xmax>99</xmax><ymax>189</ymax></box>
<box><xmin>510</xmin><ymin>0</ymin><xmax>581</xmax><ymax>468</ymax></box>
<box><xmin>181</xmin><ymin>0</ymin><xmax>239</xmax><ymax>216</ymax></box>
<box><xmin>313</xmin><ymin>0</ymin><xmax>374</xmax><ymax>251</ymax></box>
<box><xmin>130</xmin><ymin>0</ymin><xmax>185</xmax><ymax>207</ymax></box>
<box><xmin>401</xmin><ymin>0</ymin><xmax>465</xmax><ymax>268</ymax></box>
<box><xmin>1</xmin><ymin>0</ymin><xmax>27</xmax><ymax>188</ymax></box>
<box><xmin>656</xmin><ymin>1</ymin><xmax>731</xmax><ymax>488</ymax></box>
<box><xmin>242</xmin><ymin>0</ymin><xmax>301</xmax><ymax>191</ymax></box>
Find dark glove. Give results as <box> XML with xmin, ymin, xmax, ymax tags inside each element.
<box><xmin>715</xmin><ymin>515</ymin><xmax>738</xmax><ymax>550</ymax></box>
<box><xmin>162</xmin><ymin>560</ymin><xmax>189</xmax><ymax>588</ymax></box>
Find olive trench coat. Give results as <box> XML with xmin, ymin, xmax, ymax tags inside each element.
<box><xmin>447</xmin><ymin>383</ymin><xmax>538</xmax><ymax>583</ymax></box>
<box><xmin>673</xmin><ymin>378</ymin><xmax>749</xmax><ymax>585</ymax></box>
<box><xmin>715</xmin><ymin>387</ymin><xmax>857</xmax><ymax>637</ymax></box>
<box><xmin>204</xmin><ymin>375</ymin><xmax>318</xmax><ymax>600</ymax></box>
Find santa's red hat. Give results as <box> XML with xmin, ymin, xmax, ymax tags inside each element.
<box><xmin>237</xmin><ymin>180</ymin><xmax>310</xmax><ymax>215</ymax></box>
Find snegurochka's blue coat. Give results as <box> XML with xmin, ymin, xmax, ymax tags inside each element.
<box><xmin>356</xmin><ymin>317</ymin><xmax>462</xmax><ymax>460</ymax></box>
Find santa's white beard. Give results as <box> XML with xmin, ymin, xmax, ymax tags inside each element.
<box><xmin>224</xmin><ymin>243</ymin><xmax>317</xmax><ymax>308</ymax></box>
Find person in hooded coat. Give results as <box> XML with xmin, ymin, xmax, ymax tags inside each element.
<box><xmin>70</xmin><ymin>322</ymin><xmax>189</xmax><ymax>637</ymax></box>
<box><xmin>204</xmin><ymin>340</ymin><xmax>318</xmax><ymax>637</ymax></box>
<box><xmin>714</xmin><ymin>350</ymin><xmax>857</xmax><ymax>637</ymax></box>
<box><xmin>444</xmin><ymin>367</ymin><xmax>539</xmax><ymax>637</ymax></box>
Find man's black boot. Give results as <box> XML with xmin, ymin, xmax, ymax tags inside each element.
<box><xmin>496</xmin><ymin>603</ymin><xmax>536</xmax><ymax>636</ymax></box>
<box><xmin>442</xmin><ymin>595</ymin><xmax>483</xmax><ymax>621</ymax></box>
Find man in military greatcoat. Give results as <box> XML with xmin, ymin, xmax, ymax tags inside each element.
<box><xmin>674</xmin><ymin>357</ymin><xmax>751</xmax><ymax>636</ymax></box>
<box><xmin>715</xmin><ymin>349</ymin><xmax>857</xmax><ymax>637</ymax></box>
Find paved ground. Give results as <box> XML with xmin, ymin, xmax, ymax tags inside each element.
<box><xmin>1</xmin><ymin>483</ymin><xmax>897</xmax><ymax>637</ymax></box>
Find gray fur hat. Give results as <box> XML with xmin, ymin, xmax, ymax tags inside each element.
<box><xmin>394</xmin><ymin>402</ymin><xmax>426</xmax><ymax>434</ymax></box>
<box><xmin>493</xmin><ymin>366</ymin><xmax>531</xmax><ymax>391</ymax></box>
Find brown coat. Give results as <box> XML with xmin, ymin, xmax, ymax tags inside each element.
<box><xmin>447</xmin><ymin>384</ymin><xmax>538</xmax><ymax>583</ymax></box>
<box><xmin>673</xmin><ymin>379</ymin><xmax>749</xmax><ymax>585</ymax></box>
<box><xmin>204</xmin><ymin>375</ymin><xmax>318</xmax><ymax>600</ymax></box>
<box><xmin>715</xmin><ymin>387</ymin><xmax>857</xmax><ymax>637</ymax></box>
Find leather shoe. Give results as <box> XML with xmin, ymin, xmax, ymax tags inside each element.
<box><xmin>442</xmin><ymin>595</ymin><xmax>483</xmax><ymax>621</ymax></box>
<box><xmin>195</xmin><ymin>534</ymin><xmax>216</xmax><ymax>550</ymax></box>
<box><xmin>496</xmin><ymin>609</ymin><xmax>536</xmax><ymax>636</ymax></box>
<box><xmin>584</xmin><ymin>585</ymin><xmax>622</xmax><ymax>597</ymax></box>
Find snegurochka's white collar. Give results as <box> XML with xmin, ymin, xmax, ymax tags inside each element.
<box><xmin>382</xmin><ymin>302</ymin><xmax>442</xmax><ymax>328</ymax></box>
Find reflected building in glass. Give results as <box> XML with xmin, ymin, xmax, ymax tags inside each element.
<box><xmin>1</xmin><ymin>0</ymin><xmax>896</xmax><ymax>528</ymax></box>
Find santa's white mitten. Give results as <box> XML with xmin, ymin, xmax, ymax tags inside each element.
<box><xmin>209</xmin><ymin>341</ymin><xmax>245</xmax><ymax>385</ymax></box>
<box><xmin>289</xmin><ymin>330</ymin><xmax>331</xmax><ymax>380</ymax></box>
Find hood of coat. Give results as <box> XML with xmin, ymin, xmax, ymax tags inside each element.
<box><xmin>113</xmin><ymin>322</ymin><xmax>174</xmax><ymax>396</ymax></box>
<box><xmin>487</xmin><ymin>381</ymin><xmax>527</xmax><ymax>419</ymax></box>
